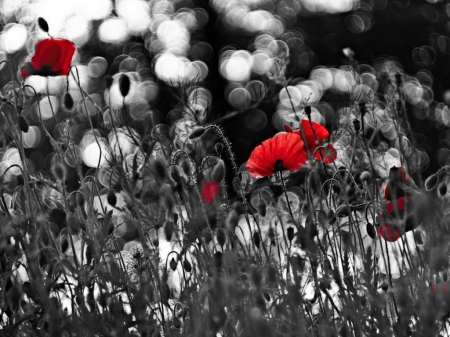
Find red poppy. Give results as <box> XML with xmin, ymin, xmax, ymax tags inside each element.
<box><xmin>433</xmin><ymin>283</ymin><xmax>449</xmax><ymax>294</ymax></box>
<box><xmin>202</xmin><ymin>181</ymin><xmax>219</xmax><ymax>203</ymax></box>
<box><xmin>21</xmin><ymin>38</ymin><xmax>76</xmax><ymax>79</ymax></box>
<box><xmin>246</xmin><ymin>133</ymin><xmax>308</xmax><ymax>178</ymax></box>
<box><xmin>285</xmin><ymin>121</ymin><xmax>337</xmax><ymax>164</ymax></box>
<box><xmin>382</xmin><ymin>196</ymin><xmax>410</xmax><ymax>218</ymax></box>
<box><xmin>383</xmin><ymin>166</ymin><xmax>409</xmax><ymax>201</ymax></box>
<box><xmin>379</xmin><ymin>224</ymin><xmax>401</xmax><ymax>242</ymax></box>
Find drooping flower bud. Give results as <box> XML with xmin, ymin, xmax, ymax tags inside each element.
<box><xmin>252</xmin><ymin>231</ymin><xmax>261</xmax><ymax>248</ymax></box>
<box><xmin>439</xmin><ymin>183</ymin><xmax>448</xmax><ymax>196</ymax></box>
<box><xmin>366</xmin><ymin>223</ymin><xmax>376</xmax><ymax>239</ymax></box>
<box><xmin>107</xmin><ymin>190</ymin><xmax>117</xmax><ymax>206</ymax></box>
<box><xmin>164</xmin><ymin>221</ymin><xmax>175</xmax><ymax>242</ymax></box>
<box><xmin>183</xmin><ymin>259</ymin><xmax>192</xmax><ymax>273</ymax></box>
<box><xmin>169</xmin><ymin>258</ymin><xmax>177</xmax><ymax>271</ymax></box>
<box><xmin>287</xmin><ymin>227</ymin><xmax>295</xmax><ymax>241</ymax></box>
<box><xmin>188</xmin><ymin>127</ymin><xmax>205</xmax><ymax>140</ymax></box>
<box><xmin>257</xmin><ymin>202</ymin><xmax>266</xmax><ymax>217</ymax></box>
<box><xmin>216</xmin><ymin>228</ymin><xmax>226</xmax><ymax>248</ymax></box>
<box><xmin>38</xmin><ymin>17</ymin><xmax>49</xmax><ymax>33</ymax></box>
<box><xmin>211</xmin><ymin>160</ymin><xmax>226</xmax><ymax>182</ymax></box>
<box><xmin>353</xmin><ymin>119</ymin><xmax>361</xmax><ymax>133</ymax></box>
<box><xmin>119</xmin><ymin>74</ymin><xmax>131</xmax><ymax>98</ymax></box>
<box><xmin>64</xmin><ymin>92</ymin><xmax>74</xmax><ymax>109</ymax></box>
<box><xmin>19</xmin><ymin>115</ymin><xmax>29</xmax><ymax>133</ymax></box>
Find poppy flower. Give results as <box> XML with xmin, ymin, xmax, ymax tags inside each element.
<box><xmin>246</xmin><ymin>133</ymin><xmax>308</xmax><ymax>178</ymax></box>
<box><xmin>285</xmin><ymin>121</ymin><xmax>337</xmax><ymax>164</ymax></box>
<box><xmin>21</xmin><ymin>38</ymin><xmax>76</xmax><ymax>80</ymax></box>
<box><xmin>202</xmin><ymin>181</ymin><xmax>220</xmax><ymax>203</ymax></box>
<box><xmin>379</xmin><ymin>223</ymin><xmax>401</xmax><ymax>242</ymax></box>
<box><xmin>383</xmin><ymin>166</ymin><xmax>410</xmax><ymax>201</ymax></box>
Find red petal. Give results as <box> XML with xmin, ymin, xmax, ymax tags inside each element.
<box><xmin>379</xmin><ymin>224</ymin><xmax>401</xmax><ymax>242</ymax></box>
<box><xmin>246</xmin><ymin>133</ymin><xmax>307</xmax><ymax>178</ymax></box>
<box><xmin>300</xmin><ymin>120</ymin><xmax>329</xmax><ymax>151</ymax></box>
<box><xmin>202</xmin><ymin>181</ymin><xmax>219</xmax><ymax>203</ymax></box>
<box><xmin>21</xmin><ymin>67</ymin><xmax>29</xmax><ymax>80</ymax></box>
<box><xmin>314</xmin><ymin>144</ymin><xmax>337</xmax><ymax>164</ymax></box>
<box><xmin>31</xmin><ymin>38</ymin><xmax>75</xmax><ymax>76</ymax></box>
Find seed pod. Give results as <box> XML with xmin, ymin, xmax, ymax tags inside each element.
<box><xmin>169</xmin><ymin>258</ymin><xmax>177</xmax><ymax>271</ymax></box>
<box><xmin>107</xmin><ymin>190</ymin><xmax>117</xmax><ymax>206</ymax></box>
<box><xmin>19</xmin><ymin>115</ymin><xmax>29</xmax><ymax>133</ymax></box>
<box><xmin>425</xmin><ymin>174</ymin><xmax>438</xmax><ymax>191</ymax></box>
<box><xmin>38</xmin><ymin>17</ymin><xmax>49</xmax><ymax>32</ymax></box>
<box><xmin>360</xmin><ymin>171</ymin><xmax>371</xmax><ymax>182</ymax></box>
<box><xmin>64</xmin><ymin>92</ymin><xmax>74</xmax><ymax>109</ymax></box>
<box><xmin>119</xmin><ymin>74</ymin><xmax>131</xmax><ymax>97</ymax></box>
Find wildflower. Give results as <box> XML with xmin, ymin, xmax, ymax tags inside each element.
<box><xmin>21</xmin><ymin>38</ymin><xmax>76</xmax><ymax>79</ymax></box>
<box><xmin>246</xmin><ymin>133</ymin><xmax>308</xmax><ymax>178</ymax></box>
<box><xmin>202</xmin><ymin>181</ymin><xmax>220</xmax><ymax>203</ymax></box>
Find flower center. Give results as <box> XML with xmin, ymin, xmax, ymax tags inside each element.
<box><xmin>274</xmin><ymin>159</ymin><xmax>285</xmax><ymax>172</ymax></box>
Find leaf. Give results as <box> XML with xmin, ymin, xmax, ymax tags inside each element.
<box><xmin>38</xmin><ymin>17</ymin><xmax>49</xmax><ymax>33</ymax></box>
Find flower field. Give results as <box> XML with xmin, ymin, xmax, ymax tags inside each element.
<box><xmin>2</xmin><ymin>1</ymin><xmax>450</xmax><ymax>336</ymax></box>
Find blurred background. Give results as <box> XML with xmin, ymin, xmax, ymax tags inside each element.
<box><xmin>0</xmin><ymin>0</ymin><xmax>449</xmax><ymax>179</ymax></box>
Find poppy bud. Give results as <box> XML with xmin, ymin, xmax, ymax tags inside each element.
<box><xmin>169</xmin><ymin>258</ymin><xmax>177</xmax><ymax>271</ymax></box>
<box><xmin>366</xmin><ymin>223</ymin><xmax>376</xmax><ymax>239</ymax></box>
<box><xmin>211</xmin><ymin>160</ymin><xmax>226</xmax><ymax>182</ymax></box>
<box><xmin>425</xmin><ymin>174</ymin><xmax>438</xmax><ymax>191</ymax></box>
<box><xmin>215</xmin><ymin>142</ymin><xmax>224</xmax><ymax>156</ymax></box>
<box><xmin>188</xmin><ymin>127</ymin><xmax>205</xmax><ymax>139</ymax></box>
<box><xmin>64</xmin><ymin>92</ymin><xmax>74</xmax><ymax>109</ymax></box>
<box><xmin>353</xmin><ymin>119</ymin><xmax>361</xmax><ymax>133</ymax></box>
<box><xmin>216</xmin><ymin>228</ymin><xmax>226</xmax><ymax>248</ymax></box>
<box><xmin>183</xmin><ymin>259</ymin><xmax>192</xmax><ymax>273</ymax></box>
<box><xmin>381</xmin><ymin>282</ymin><xmax>389</xmax><ymax>292</ymax></box>
<box><xmin>226</xmin><ymin>209</ymin><xmax>239</xmax><ymax>229</ymax></box>
<box><xmin>76</xmin><ymin>192</ymin><xmax>85</xmax><ymax>207</ymax></box>
<box><xmin>360</xmin><ymin>171</ymin><xmax>371</xmax><ymax>182</ymax></box>
<box><xmin>213</xmin><ymin>251</ymin><xmax>222</xmax><ymax>269</ymax></box>
<box><xmin>181</xmin><ymin>160</ymin><xmax>191</xmax><ymax>177</ymax></box>
<box><xmin>119</xmin><ymin>74</ymin><xmax>131</xmax><ymax>98</ymax></box>
<box><xmin>107</xmin><ymin>190</ymin><xmax>117</xmax><ymax>206</ymax></box>
<box><xmin>257</xmin><ymin>202</ymin><xmax>266</xmax><ymax>217</ymax></box>
<box><xmin>38</xmin><ymin>17</ymin><xmax>49</xmax><ymax>33</ymax></box>
<box><xmin>287</xmin><ymin>227</ymin><xmax>295</xmax><ymax>241</ymax></box>
<box><xmin>52</xmin><ymin>162</ymin><xmax>66</xmax><ymax>181</ymax></box>
<box><xmin>161</xmin><ymin>284</ymin><xmax>170</xmax><ymax>304</ymax></box>
<box><xmin>439</xmin><ymin>183</ymin><xmax>447</xmax><ymax>196</ymax></box>
<box><xmin>164</xmin><ymin>221</ymin><xmax>175</xmax><ymax>241</ymax></box>
<box><xmin>19</xmin><ymin>115</ymin><xmax>29</xmax><ymax>133</ymax></box>
<box><xmin>252</xmin><ymin>231</ymin><xmax>261</xmax><ymax>248</ymax></box>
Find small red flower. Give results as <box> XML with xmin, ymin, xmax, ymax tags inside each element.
<box><xmin>21</xmin><ymin>38</ymin><xmax>76</xmax><ymax>79</ymax></box>
<box><xmin>202</xmin><ymin>181</ymin><xmax>219</xmax><ymax>203</ymax></box>
<box><xmin>382</xmin><ymin>196</ymin><xmax>410</xmax><ymax>218</ymax></box>
<box><xmin>246</xmin><ymin>133</ymin><xmax>308</xmax><ymax>178</ymax></box>
<box><xmin>379</xmin><ymin>224</ymin><xmax>401</xmax><ymax>242</ymax></box>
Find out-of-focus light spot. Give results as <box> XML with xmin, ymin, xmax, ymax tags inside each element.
<box><xmin>65</xmin><ymin>15</ymin><xmax>91</xmax><ymax>46</ymax></box>
<box><xmin>105</xmin><ymin>72</ymin><xmax>140</xmax><ymax>107</ymax></box>
<box><xmin>108</xmin><ymin>128</ymin><xmax>139</xmax><ymax>159</ymax></box>
<box><xmin>65</xmin><ymin>145</ymin><xmax>82</xmax><ymax>167</ymax></box>
<box><xmin>139</xmin><ymin>80</ymin><xmax>159</xmax><ymax>102</ymax></box>
<box><xmin>219</xmin><ymin>50</ymin><xmax>253</xmax><ymax>82</ymax></box>
<box><xmin>352</xmin><ymin>84</ymin><xmax>374</xmax><ymax>103</ymax></box>
<box><xmin>22</xmin><ymin>126</ymin><xmax>43</xmax><ymax>148</ymax></box>
<box><xmin>3</xmin><ymin>148</ymin><xmax>23</xmax><ymax>176</ymax></box>
<box><xmin>1</xmin><ymin>0</ymin><xmax>29</xmax><ymax>22</ymax></box>
<box><xmin>190</xmin><ymin>42</ymin><xmax>214</xmax><ymax>61</ymax></box>
<box><xmin>175</xmin><ymin>11</ymin><xmax>198</xmax><ymax>31</ymax></box>
<box><xmin>117</xmin><ymin>0</ymin><xmax>151</xmax><ymax>35</ymax></box>
<box><xmin>246</xmin><ymin>109</ymin><xmax>267</xmax><ymax>131</ymax></box>
<box><xmin>251</xmin><ymin>52</ymin><xmax>270</xmax><ymax>75</ymax></box>
<box><xmin>404</xmin><ymin>81</ymin><xmax>423</xmax><ymax>105</ymax></box>
<box><xmin>345</xmin><ymin>12</ymin><xmax>371</xmax><ymax>33</ymax></box>
<box><xmin>279</xmin><ymin>86</ymin><xmax>302</xmax><ymax>108</ymax></box>
<box><xmin>194</xmin><ymin>8</ymin><xmax>209</xmax><ymax>26</ymax></box>
<box><xmin>1</xmin><ymin>23</ymin><xmax>28</xmax><ymax>54</ymax></box>
<box><xmin>227</xmin><ymin>86</ymin><xmax>250</xmax><ymax>109</ymax></box>
<box><xmin>267</xmin><ymin>40</ymin><xmax>289</xmax><ymax>60</ymax></box>
<box><xmin>332</xmin><ymin>69</ymin><xmax>355</xmax><ymax>93</ymax></box>
<box><xmin>80</xmin><ymin>131</ymin><xmax>111</xmax><ymax>168</ymax></box>
<box><xmin>302</xmin><ymin>0</ymin><xmax>357</xmax><ymax>13</ymax></box>
<box><xmin>310</xmin><ymin>67</ymin><xmax>333</xmax><ymax>91</ymax></box>
<box><xmin>186</xmin><ymin>60</ymin><xmax>208</xmax><ymax>81</ymax></box>
<box><xmin>297</xmin><ymin>81</ymin><xmax>323</xmax><ymax>105</ymax></box>
<box><xmin>156</xmin><ymin>19</ymin><xmax>190</xmax><ymax>55</ymax></box>
<box><xmin>153</xmin><ymin>53</ymin><xmax>189</xmax><ymax>86</ymax></box>
<box><xmin>98</xmin><ymin>17</ymin><xmax>130</xmax><ymax>43</ymax></box>
<box><xmin>87</xmin><ymin>57</ymin><xmax>108</xmax><ymax>78</ymax></box>
<box><xmin>38</xmin><ymin>96</ymin><xmax>60</xmax><ymax>120</ymax></box>
<box><xmin>246</xmin><ymin>80</ymin><xmax>266</xmax><ymax>102</ymax></box>
<box><xmin>78</xmin><ymin>0</ymin><xmax>112</xmax><ymax>20</ymax></box>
